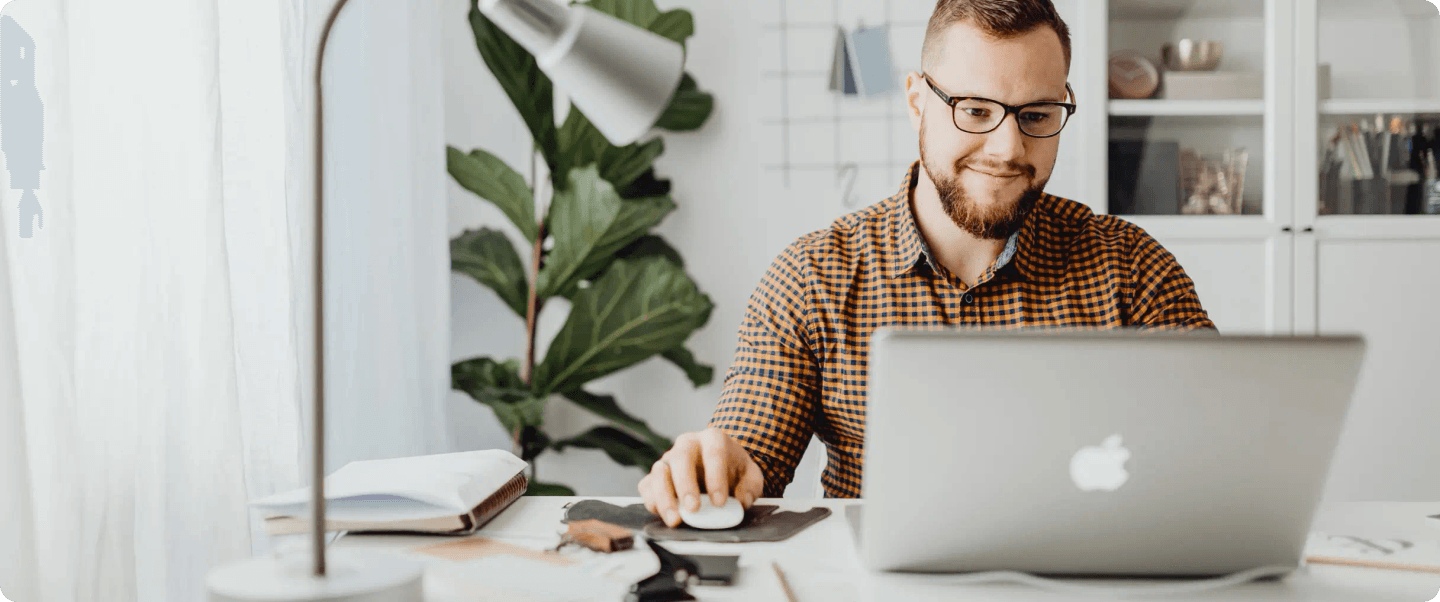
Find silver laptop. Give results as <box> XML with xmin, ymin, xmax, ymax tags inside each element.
<box><xmin>853</xmin><ymin>329</ymin><xmax>1366</xmax><ymax>576</ymax></box>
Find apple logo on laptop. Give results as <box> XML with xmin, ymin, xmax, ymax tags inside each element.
<box><xmin>1070</xmin><ymin>434</ymin><xmax>1131</xmax><ymax>492</ymax></box>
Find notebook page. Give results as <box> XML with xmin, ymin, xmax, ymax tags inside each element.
<box><xmin>1306</xmin><ymin>532</ymin><xmax>1440</xmax><ymax>570</ymax></box>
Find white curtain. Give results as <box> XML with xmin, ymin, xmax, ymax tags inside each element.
<box><xmin>0</xmin><ymin>0</ymin><xmax>450</xmax><ymax>600</ymax></box>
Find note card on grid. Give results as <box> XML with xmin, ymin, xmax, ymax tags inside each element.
<box><xmin>830</xmin><ymin>25</ymin><xmax>894</xmax><ymax>97</ymax></box>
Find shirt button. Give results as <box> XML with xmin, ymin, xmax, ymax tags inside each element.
<box><xmin>962</xmin><ymin>293</ymin><xmax>975</xmax><ymax>305</ymax></box>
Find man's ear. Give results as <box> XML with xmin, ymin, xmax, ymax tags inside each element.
<box><xmin>904</xmin><ymin>71</ymin><xmax>925</xmax><ymax>133</ymax></box>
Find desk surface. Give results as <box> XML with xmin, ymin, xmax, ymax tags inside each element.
<box><xmin>332</xmin><ymin>497</ymin><xmax>1440</xmax><ymax>602</ymax></box>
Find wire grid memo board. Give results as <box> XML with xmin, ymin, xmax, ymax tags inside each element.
<box><xmin>758</xmin><ymin>0</ymin><xmax>939</xmax><ymax>211</ymax></box>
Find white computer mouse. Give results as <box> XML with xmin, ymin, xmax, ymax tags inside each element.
<box><xmin>678</xmin><ymin>495</ymin><xmax>744</xmax><ymax>530</ymax></box>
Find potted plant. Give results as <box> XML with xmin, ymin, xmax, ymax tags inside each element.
<box><xmin>449</xmin><ymin>0</ymin><xmax>715</xmax><ymax>495</ymax></box>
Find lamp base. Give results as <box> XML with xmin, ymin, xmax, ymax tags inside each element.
<box><xmin>207</xmin><ymin>548</ymin><xmax>424</xmax><ymax>602</ymax></box>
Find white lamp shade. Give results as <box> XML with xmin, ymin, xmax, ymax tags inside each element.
<box><xmin>479</xmin><ymin>0</ymin><xmax>685</xmax><ymax>145</ymax></box>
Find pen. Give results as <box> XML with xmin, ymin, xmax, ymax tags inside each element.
<box><xmin>771</xmin><ymin>561</ymin><xmax>799</xmax><ymax>602</ymax></box>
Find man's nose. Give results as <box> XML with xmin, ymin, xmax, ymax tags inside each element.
<box><xmin>982</xmin><ymin>113</ymin><xmax>1027</xmax><ymax>163</ymax></box>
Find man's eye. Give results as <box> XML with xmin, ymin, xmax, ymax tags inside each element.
<box><xmin>1021</xmin><ymin>112</ymin><xmax>1053</xmax><ymax>123</ymax></box>
<box><xmin>963</xmin><ymin>108</ymin><xmax>991</xmax><ymax>118</ymax></box>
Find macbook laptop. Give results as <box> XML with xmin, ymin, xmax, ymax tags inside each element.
<box><xmin>852</xmin><ymin>329</ymin><xmax>1366</xmax><ymax>576</ymax></box>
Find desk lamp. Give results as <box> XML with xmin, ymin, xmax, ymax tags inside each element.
<box><xmin>206</xmin><ymin>1</ymin><xmax>683</xmax><ymax>600</ymax></box>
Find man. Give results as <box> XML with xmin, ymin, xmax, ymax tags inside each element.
<box><xmin>639</xmin><ymin>0</ymin><xmax>1214</xmax><ymax>527</ymax></box>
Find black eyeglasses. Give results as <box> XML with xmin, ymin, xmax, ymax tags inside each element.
<box><xmin>922</xmin><ymin>73</ymin><xmax>1077</xmax><ymax>138</ymax></box>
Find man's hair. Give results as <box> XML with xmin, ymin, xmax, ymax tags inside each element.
<box><xmin>921</xmin><ymin>0</ymin><xmax>1072</xmax><ymax>73</ymax></box>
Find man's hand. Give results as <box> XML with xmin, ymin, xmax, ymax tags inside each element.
<box><xmin>638</xmin><ymin>428</ymin><xmax>765</xmax><ymax>527</ymax></box>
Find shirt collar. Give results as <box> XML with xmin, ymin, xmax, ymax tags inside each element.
<box><xmin>889</xmin><ymin>161</ymin><xmax>1029</xmax><ymax>280</ymax></box>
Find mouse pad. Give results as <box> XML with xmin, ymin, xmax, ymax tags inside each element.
<box><xmin>561</xmin><ymin>500</ymin><xmax>830</xmax><ymax>543</ymax></box>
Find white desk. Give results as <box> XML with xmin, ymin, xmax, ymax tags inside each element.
<box><xmin>331</xmin><ymin>497</ymin><xmax>1440</xmax><ymax>601</ymax></box>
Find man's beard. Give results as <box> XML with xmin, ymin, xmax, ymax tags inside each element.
<box><xmin>919</xmin><ymin>121</ymin><xmax>1047</xmax><ymax>240</ymax></box>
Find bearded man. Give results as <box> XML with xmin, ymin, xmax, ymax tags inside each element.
<box><xmin>638</xmin><ymin>0</ymin><xmax>1215</xmax><ymax>526</ymax></box>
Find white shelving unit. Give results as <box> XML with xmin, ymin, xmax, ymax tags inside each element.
<box><xmin>1080</xmin><ymin>0</ymin><xmax>1440</xmax><ymax>504</ymax></box>
<box><xmin>1319</xmin><ymin>99</ymin><xmax>1440</xmax><ymax>115</ymax></box>
<box><xmin>1108</xmin><ymin>99</ymin><xmax>1266</xmax><ymax>117</ymax></box>
<box><xmin>1109</xmin><ymin>0</ymin><xmax>1264</xmax><ymax>19</ymax></box>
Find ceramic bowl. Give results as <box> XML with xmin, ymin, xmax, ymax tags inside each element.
<box><xmin>1162</xmin><ymin>39</ymin><xmax>1223</xmax><ymax>71</ymax></box>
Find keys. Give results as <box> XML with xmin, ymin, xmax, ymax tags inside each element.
<box><xmin>552</xmin><ymin>519</ymin><xmax>635</xmax><ymax>553</ymax></box>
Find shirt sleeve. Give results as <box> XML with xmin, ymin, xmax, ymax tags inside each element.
<box><xmin>1126</xmin><ymin>229</ymin><xmax>1218</xmax><ymax>331</ymax></box>
<box><xmin>707</xmin><ymin>244</ymin><xmax>822</xmax><ymax>498</ymax></box>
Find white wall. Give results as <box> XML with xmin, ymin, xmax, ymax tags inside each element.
<box><xmin>444</xmin><ymin>0</ymin><xmax>1086</xmax><ymax>496</ymax></box>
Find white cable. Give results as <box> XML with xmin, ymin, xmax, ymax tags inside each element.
<box><xmin>884</xmin><ymin>565</ymin><xmax>1298</xmax><ymax>597</ymax></box>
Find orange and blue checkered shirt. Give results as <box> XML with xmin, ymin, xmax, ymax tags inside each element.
<box><xmin>709</xmin><ymin>162</ymin><xmax>1215</xmax><ymax>498</ymax></box>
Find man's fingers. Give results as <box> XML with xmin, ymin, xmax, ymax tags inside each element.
<box><xmin>640</xmin><ymin>475</ymin><xmax>658</xmax><ymax>516</ymax></box>
<box><xmin>700</xmin><ymin>434</ymin><xmax>731</xmax><ymax>507</ymax></box>
<box><xmin>649</xmin><ymin>461</ymin><xmax>682</xmax><ymax>527</ymax></box>
<box><xmin>642</xmin><ymin>430</ymin><xmax>757</xmax><ymax>525</ymax></box>
<box><xmin>668</xmin><ymin>439</ymin><xmax>703</xmax><ymax>514</ymax></box>
<box><xmin>736</xmin><ymin>460</ymin><xmax>765</xmax><ymax>509</ymax></box>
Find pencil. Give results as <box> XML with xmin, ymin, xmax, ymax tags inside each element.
<box><xmin>1305</xmin><ymin>556</ymin><xmax>1440</xmax><ymax>574</ymax></box>
<box><xmin>771</xmin><ymin>561</ymin><xmax>799</xmax><ymax>602</ymax></box>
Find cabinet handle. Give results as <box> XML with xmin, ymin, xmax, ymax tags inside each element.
<box><xmin>1302</xmin><ymin>226</ymin><xmax>1314</xmax><ymax>233</ymax></box>
<box><xmin>1281</xmin><ymin>226</ymin><xmax>1294</xmax><ymax>233</ymax></box>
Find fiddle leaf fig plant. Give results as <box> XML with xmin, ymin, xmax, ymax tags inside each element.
<box><xmin>449</xmin><ymin>0</ymin><xmax>715</xmax><ymax>495</ymax></box>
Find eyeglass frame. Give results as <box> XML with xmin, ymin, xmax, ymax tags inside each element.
<box><xmin>921</xmin><ymin>73</ymin><xmax>1078</xmax><ymax>139</ymax></box>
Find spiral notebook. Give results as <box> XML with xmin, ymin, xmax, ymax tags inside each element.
<box><xmin>251</xmin><ymin>450</ymin><xmax>529</xmax><ymax>536</ymax></box>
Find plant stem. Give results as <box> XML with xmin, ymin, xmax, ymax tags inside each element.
<box><xmin>522</xmin><ymin>222</ymin><xmax>545</xmax><ymax>385</ymax></box>
<box><xmin>518</xmin><ymin>146</ymin><xmax>546</xmax><ymax>454</ymax></box>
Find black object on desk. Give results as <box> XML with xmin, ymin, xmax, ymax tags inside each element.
<box><xmin>626</xmin><ymin>539</ymin><xmax>698</xmax><ymax>602</ymax></box>
<box><xmin>561</xmin><ymin>500</ymin><xmax>832</xmax><ymax>543</ymax></box>
<box><xmin>681</xmin><ymin>554</ymin><xmax>741</xmax><ymax>586</ymax></box>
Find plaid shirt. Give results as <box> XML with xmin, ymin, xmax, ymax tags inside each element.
<box><xmin>709</xmin><ymin>162</ymin><xmax>1214</xmax><ymax>498</ymax></box>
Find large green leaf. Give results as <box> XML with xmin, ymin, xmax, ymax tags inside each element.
<box><xmin>451</xmin><ymin>228</ymin><xmax>529</xmax><ymax>318</ymax></box>
<box><xmin>602</xmin><ymin>237</ymin><xmax>716</xmax><ymax>390</ymax></box>
<box><xmin>616</xmin><ymin>234</ymin><xmax>684</xmax><ymax>268</ymax></box>
<box><xmin>536</xmin><ymin>167</ymin><xmax>674</xmax><ymax>299</ymax></box>
<box><xmin>661</xmin><ymin>346</ymin><xmax>713</xmax><ymax>387</ymax></box>
<box><xmin>622</xmin><ymin>168</ymin><xmax>672</xmax><ymax>198</ymax></box>
<box><xmin>655</xmin><ymin>74</ymin><xmax>714</xmax><ymax>132</ymax></box>
<box><xmin>553</xmin><ymin>109</ymin><xmax>665</xmax><ymax>195</ymax></box>
<box><xmin>560</xmin><ymin>389</ymin><xmax>671</xmax><ymax>451</ymax></box>
<box><xmin>552</xmin><ymin>426</ymin><xmax>663</xmax><ymax>469</ymax></box>
<box><xmin>555</xmin><ymin>110</ymin><xmax>608</xmax><ymax>189</ymax></box>
<box><xmin>648</xmin><ymin>9</ymin><xmax>694</xmax><ymax>44</ymax></box>
<box><xmin>525</xmin><ymin>481</ymin><xmax>576</xmax><ymax>496</ymax></box>
<box><xmin>582</xmin><ymin>0</ymin><xmax>661</xmax><ymax>28</ymax></box>
<box><xmin>446</xmin><ymin>147</ymin><xmax>538</xmax><ymax>242</ymax></box>
<box><xmin>533</xmin><ymin>257</ymin><xmax>713</xmax><ymax>395</ymax></box>
<box><xmin>451</xmin><ymin>357</ymin><xmax>548</xmax><ymax>432</ymax></box>
<box><xmin>598</xmin><ymin>138</ymin><xmax>664</xmax><ymax>195</ymax></box>
<box><xmin>469</xmin><ymin>5</ymin><xmax>556</xmax><ymax>160</ymax></box>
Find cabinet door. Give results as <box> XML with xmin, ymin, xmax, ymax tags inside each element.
<box><xmin>1309</xmin><ymin>236</ymin><xmax>1440</xmax><ymax>502</ymax></box>
<box><xmin>1295</xmin><ymin>0</ymin><xmax>1440</xmax><ymax>501</ymax></box>
<box><xmin>1145</xmin><ymin>226</ymin><xmax>1292</xmax><ymax>333</ymax></box>
<box><xmin>1091</xmin><ymin>0</ymin><xmax>1297</xmax><ymax>332</ymax></box>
